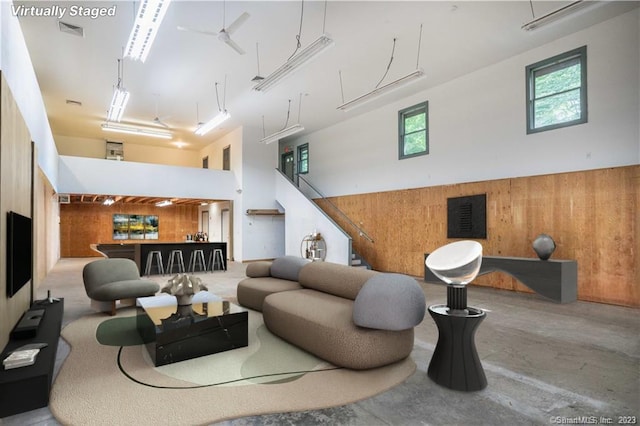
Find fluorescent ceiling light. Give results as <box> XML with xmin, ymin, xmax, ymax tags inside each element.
<box><xmin>106</xmin><ymin>87</ymin><xmax>130</xmax><ymax>122</ymax></box>
<box><xmin>101</xmin><ymin>122</ymin><xmax>172</xmax><ymax>139</ymax></box>
<box><xmin>260</xmin><ymin>124</ymin><xmax>304</xmax><ymax>144</ymax></box>
<box><xmin>124</xmin><ymin>0</ymin><xmax>172</xmax><ymax>62</ymax></box>
<box><xmin>194</xmin><ymin>110</ymin><xmax>230</xmax><ymax>136</ymax></box>
<box><xmin>155</xmin><ymin>200</ymin><xmax>173</xmax><ymax>207</ymax></box>
<box><xmin>253</xmin><ymin>34</ymin><xmax>334</xmax><ymax>92</ymax></box>
<box><xmin>521</xmin><ymin>1</ymin><xmax>601</xmax><ymax>31</ymax></box>
<box><xmin>337</xmin><ymin>69</ymin><xmax>426</xmax><ymax>112</ymax></box>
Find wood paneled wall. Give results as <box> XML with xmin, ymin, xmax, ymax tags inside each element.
<box><xmin>60</xmin><ymin>203</ymin><xmax>200</xmax><ymax>257</ymax></box>
<box><xmin>316</xmin><ymin>166</ymin><xmax>639</xmax><ymax>308</ymax></box>
<box><xmin>0</xmin><ymin>73</ymin><xmax>33</xmax><ymax>349</ymax></box>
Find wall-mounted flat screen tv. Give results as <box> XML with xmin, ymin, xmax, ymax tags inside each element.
<box><xmin>6</xmin><ymin>211</ymin><xmax>33</xmax><ymax>298</ymax></box>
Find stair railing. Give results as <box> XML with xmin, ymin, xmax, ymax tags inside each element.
<box><xmin>297</xmin><ymin>174</ymin><xmax>374</xmax><ymax>243</ymax></box>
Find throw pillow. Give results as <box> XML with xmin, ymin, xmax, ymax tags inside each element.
<box><xmin>353</xmin><ymin>273</ymin><xmax>426</xmax><ymax>330</ymax></box>
<box><xmin>270</xmin><ymin>256</ymin><xmax>310</xmax><ymax>281</ymax></box>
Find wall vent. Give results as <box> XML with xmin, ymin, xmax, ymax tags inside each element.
<box><xmin>58</xmin><ymin>194</ymin><xmax>71</xmax><ymax>204</ymax></box>
<box><xmin>58</xmin><ymin>21</ymin><xmax>84</xmax><ymax>37</ymax></box>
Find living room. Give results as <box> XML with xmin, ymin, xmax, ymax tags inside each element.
<box><xmin>0</xmin><ymin>1</ymin><xmax>638</xmax><ymax>424</ymax></box>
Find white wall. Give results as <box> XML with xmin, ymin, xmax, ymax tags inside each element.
<box><xmin>239</xmin><ymin>127</ymin><xmax>285</xmax><ymax>261</ymax></box>
<box><xmin>56</xmin><ymin>135</ymin><xmax>200</xmax><ymax>167</ymax></box>
<box><xmin>0</xmin><ymin>2</ymin><xmax>59</xmax><ymax>189</ymax></box>
<box><xmin>275</xmin><ymin>171</ymin><xmax>351</xmax><ymax>265</ymax></box>
<box><xmin>202</xmin><ymin>201</ymin><xmax>230</xmax><ymax>242</ymax></box>
<box><xmin>57</xmin><ymin>155</ymin><xmax>237</xmax><ymax>200</ymax></box>
<box><xmin>289</xmin><ymin>9</ymin><xmax>640</xmax><ymax>197</ymax></box>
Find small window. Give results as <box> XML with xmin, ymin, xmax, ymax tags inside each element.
<box><xmin>297</xmin><ymin>143</ymin><xmax>309</xmax><ymax>174</ymax></box>
<box><xmin>399</xmin><ymin>101</ymin><xmax>428</xmax><ymax>159</ymax></box>
<box><xmin>526</xmin><ymin>46</ymin><xmax>587</xmax><ymax>134</ymax></box>
<box><xmin>222</xmin><ymin>145</ymin><xmax>230</xmax><ymax>171</ymax></box>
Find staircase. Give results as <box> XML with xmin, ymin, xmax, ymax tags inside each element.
<box><xmin>275</xmin><ymin>169</ymin><xmax>374</xmax><ymax>267</ymax></box>
<box><xmin>351</xmin><ymin>250</ymin><xmax>372</xmax><ymax>270</ymax></box>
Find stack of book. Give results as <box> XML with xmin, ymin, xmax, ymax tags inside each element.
<box><xmin>3</xmin><ymin>348</ymin><xmax>40</xmax><ymax>370</ymax></box>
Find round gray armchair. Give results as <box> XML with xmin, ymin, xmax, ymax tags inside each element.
<box><xmin>82</xmin><ymin>258</ymin><xmax>160</xmax><ymax>315</ymax></box>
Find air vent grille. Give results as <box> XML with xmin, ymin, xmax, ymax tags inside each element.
<box><xmin>58</xmin><ymin>21</ymin><xmax>84</xmax><ymax>37</ymax></box>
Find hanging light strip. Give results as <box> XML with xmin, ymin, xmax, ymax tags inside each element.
<box><xmin>337</xmin><ymin>69</ymin><xmax>425</xmax><ymax>112</ymax></box>
<box><xmin>260</xmin><ymin>124</ymin><xmax>304</xmax><ymax>144</ymax></box>
<box><xmin>253</xmin><ymin>34</ymin><xmax>334</xmax><ymax>92</ymax></box>
<box><xmin>101</xmin><ymin>122</ymin><xmax>172</xmax><ymax>139</ymax></box>
<box><xmin>124</xmin><ymin>0</ymin><xmax>172</xmax><ymax>62</ymax></box>
<box><xmin>195</xmin><ymin>110</ymin><xmax>231</xmax><ymax>136</ymax></box>
<box><xmin>521</xmin><ymin>0</ymin><xmax>601</xmax><ymax>32</ymax></box>
<box><xmin>106</xmin><ymin>87</ymin><xmax>130</xmax><ymax>122</ymax></box>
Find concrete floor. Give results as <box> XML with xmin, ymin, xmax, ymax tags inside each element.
<box><xmin>1</xmin><ymin>258</ymin><xmax>638</xmax><ymax>426</ymax></box>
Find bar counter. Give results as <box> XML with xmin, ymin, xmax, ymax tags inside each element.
<box><xmin>96</xmin><ymin>242</ymin><xmax>227</xmax><ymax>275</ymax></box>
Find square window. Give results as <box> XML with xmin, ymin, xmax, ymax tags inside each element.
<box><xmin>526</xmin><ymin>46</ymin><xmax>587</xmax><ymax>134</ymax></box>
<box><xmin>399</xmin><ymin>101</ymin><xmax>429</xmax><ymax>159</ymax></box>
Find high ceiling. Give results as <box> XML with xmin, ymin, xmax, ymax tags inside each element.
<box><xmin>15</xmin><ymin>0</ymin><xmax>637</xmax><ymax>154</ymax></box>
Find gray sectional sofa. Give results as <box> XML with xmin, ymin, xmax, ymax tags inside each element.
<box><xmin>237</xmin><ymin>256</ymin><xmax>426</xmax><ymax>370</ymax></box>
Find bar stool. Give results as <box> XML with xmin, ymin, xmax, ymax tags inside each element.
<box><xmin>208</xmin><ymin>248</ymin><xmax>226</xmax><ymax>272</ymax></box>
<box><xmin>144</xmin><ymin>250</ymin><xmax>164</xmax><ymax>276</ymax></box>
<box><xmin>188</xmin><ymin>249</ymin><xmax>206</xmax><ymax>273</ymax></box>
<box><xmin>166</xmin><ymin>249</ymin><xmax>185</xmax><ymax>274</ymax></box>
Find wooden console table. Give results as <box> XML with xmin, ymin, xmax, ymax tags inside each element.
<box><xmin>424</xmin><ymin>254</ymin><xmax>577</xmax><ymax>303</ymax></box>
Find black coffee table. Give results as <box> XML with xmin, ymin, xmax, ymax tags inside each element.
<box><xmin>136</xmin><ymin>292</ymin><xmax>248</xmax><ymax>366</ymax></box>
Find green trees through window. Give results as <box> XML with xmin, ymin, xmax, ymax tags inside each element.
<box><xmin>399</xmin><ymin>101</ymin><xmax>429</xmax><ymax>159</ymax></box>
<box><xmin>526</xmin><ymin>46</ymin><xmax>587</xmax><ymax>133</ymax></box>
<box><xmin>297</xmin><ymin>143</ymin><xmax>309</xmax><ymax>174</ymax></box>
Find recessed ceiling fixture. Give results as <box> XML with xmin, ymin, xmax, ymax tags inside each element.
<box><xmin>521</xmin><ymin>0</ymin><xmax>603</xmax><ymax>31</ymax></box>
<box><xmin>253</xmin><ymin>0</ymin><xmax>333</xmax><ymax>92</ymax></box>
<box><xmin>124</xmin><ymin>0</ymin><xmax>172</xmax><ymax>62</ymax></box>
<box><xmin>106</xmin><ymin>59</ymin><xmax>129</xmax><ymax>122</ymax></box>
<box><xmin>155</xmin><ymin>200</ymin><xmax>173</xmax><ymax>207</ymax></box>
<box><xmin>260</xmin><ymin>96</ymin><xmax>305</xmax><ymax>144</ymax></box>
<box><xmin>195</xmin><ymin>79</ymin><xmax>231</xmax><ymax>136</ymax></box>
<box><xmin>101</xmin><ymin>122</ymin><xmax>172</xmax><ymax>139</ymax></box>
<box><xmin>337</xmin><ymin>25</ymin><xmax>426</xmax><ymax>112</ymax></box>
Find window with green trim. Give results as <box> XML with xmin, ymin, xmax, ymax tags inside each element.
<box><xmin>399</xmin><ymin>101</ymin><xmax>428</xmax><ymax>159</ymax></box>
<box><xmin>526</xmin><ymin>46</ymin><xmax>587</xmax><ymax>134</ymax></box>
<box><xmin>297</xmin><ymin>143</ymin><xmax>309</xmax><ymax>174</ymax></box>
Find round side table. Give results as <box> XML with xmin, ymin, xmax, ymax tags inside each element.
<box><xmin>427</xmin><ymin>304</ymin><xmax>487</xmax><ymax>392</ymax></box>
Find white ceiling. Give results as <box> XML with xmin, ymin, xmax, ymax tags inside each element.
<box><xmin>15</xmin><ymin>0</ymin><xmax>638</xmax><ymax>151</ymax></box>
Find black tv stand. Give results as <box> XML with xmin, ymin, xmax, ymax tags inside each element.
<box><xmin>0</xmin><ymin>298</ymin><xmax>64</xmax><ymax>418</ymax></box>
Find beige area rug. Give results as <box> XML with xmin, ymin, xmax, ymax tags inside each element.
<box><xmin>51</xmin><ymin>309</ymin><xmax>416</xmax><ymax>425</ymax></box>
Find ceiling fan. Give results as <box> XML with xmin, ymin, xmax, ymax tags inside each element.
<box><xmin>151</xmin><ymin>95</ymin><xmax>170</xmax><ymax>128</ymax></box>
<box><xmin>177</xmin><ymin>2</ymin><xmax>249</xmax><ymax>55</ymax></box>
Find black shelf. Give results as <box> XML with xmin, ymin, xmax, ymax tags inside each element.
<box><xmin>0</xmin><ymin>298</ymin><xmax>63</xmax><ymax>418</ymax></box>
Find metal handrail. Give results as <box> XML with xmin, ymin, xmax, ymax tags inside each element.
<box><xmin>296</xmin><ymin>174</ymin><xmax>374</xmax><ymax>243</ymax></box>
